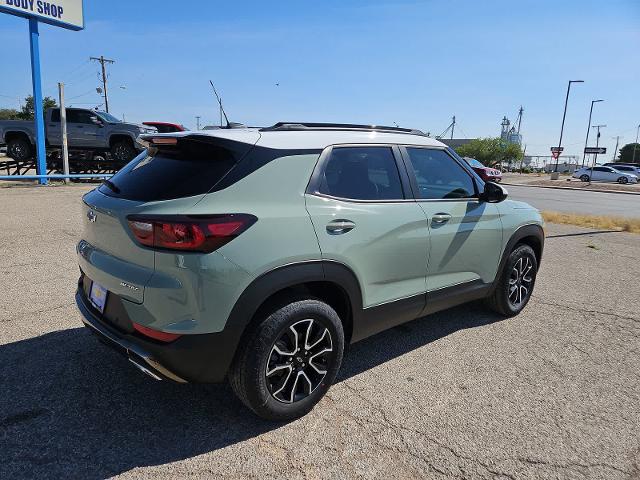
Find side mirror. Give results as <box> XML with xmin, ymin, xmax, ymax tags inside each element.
<box><xmin>480</xmin><ymin>181</ymin><xmax>508</xmax><ymax>203</ymax></box>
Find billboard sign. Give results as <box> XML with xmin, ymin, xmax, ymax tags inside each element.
<box><xmin>0</xmin><ymin>0</ymin><xmax>84</xmax><ymax>30</ymax></box>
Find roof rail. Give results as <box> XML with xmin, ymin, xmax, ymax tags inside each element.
<box><xmin>260</xmin><ymin>122</ymin><xmax>427</xmax><ymax>136</ymax></box>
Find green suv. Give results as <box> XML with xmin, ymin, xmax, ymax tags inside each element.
<box><xmin>76</xmin><ymin>123</ymin><xmax>544</xmax><ymax>420</ymax></box>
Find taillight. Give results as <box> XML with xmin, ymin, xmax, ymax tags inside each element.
<box><xmin>132</xmin><ymin>322</ymin><xmax>182</xmax><ymax>343</ymax></box>
<box><xmin>127</xmin><ymin>214</ymin><xmax>257</xmax><ymax>252</ymax></box>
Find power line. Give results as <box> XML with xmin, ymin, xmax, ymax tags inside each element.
<box><xmin>90</xmin><ymin>56</ymin><xmax>115</xmax><ymax>113</ymax></box>
<box><xmin>59</xmin><ymin>60</ymin><xmax>92</xmax><ymax>82</ymax></box>
<box><xmin>66</xmin><ymin>89</ymin><xmax>96</xmax><ymax>101</ymax></box>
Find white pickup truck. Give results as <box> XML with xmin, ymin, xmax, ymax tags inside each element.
<box><xmin>0</xmin><ymin>108</ymin><xmax>156</xmax><ymax>163</ymax></box>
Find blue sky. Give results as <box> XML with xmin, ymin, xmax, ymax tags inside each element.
<box><xmin>1</xmin><ymin>0</ymin><xmax>638</xmax><ymax>159</ymax></box>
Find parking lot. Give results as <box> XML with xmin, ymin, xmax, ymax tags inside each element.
<box><xmin>1</xmin><ymin>184</ymin><xmax>639</xmax><ymax>479</ymax></box>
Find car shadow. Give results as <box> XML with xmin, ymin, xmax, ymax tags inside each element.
<box><xmin>0</xmin><ymin>302</ymin><xmax>503</xmax><ymax>479</ymax></box>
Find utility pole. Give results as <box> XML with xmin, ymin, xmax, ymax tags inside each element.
<box><xmin>633</xmin><ymin>124</ymin><xmax>640</xmax><ymax>164</ymax></box>
<box><xmin>588</xmin><ymin>124</ymin><xmax>606</xmax><ymax>183</ymax></box>
<box><xmin>581</xmin><ymin>99</ymin><xmax>603</xmax><ymax>168</ymax></box>
<box><xmin>58</xmin><ymin>82</ymin><xmax>69</xmax><ymax>184</ymax></box>
<box><xmin>90</xmin><ymin>55</ymin><xmax>115</xmax><ymax>113</ymax></box>
<box><xmin>196</xmin><ymin>116</ymin><xmax>201</xmax><ymax>130</ymax></box>
<box><xmin>554</xmin><ymin>80</ymin><xmax>584</xmax><ymax>173</ymax></box>
<box><xmin>516</xmin><ymin>106</ymin><xmax>524</xmax><ymax>134</ymax></box>
<box><xmin>450</xmin><ymin>115</ymin><xmax>455</xmax><ymax>139</ymax></box>
<box><xmin>612</xmin><ymin>136</ymin><xmax>620</xmax><ymax>162</ymax></box>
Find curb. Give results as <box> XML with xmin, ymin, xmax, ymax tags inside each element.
<box><xmin>502</xmin><ymin>182</ymin><xmax>640</xmax><ymax>196</ymax></box>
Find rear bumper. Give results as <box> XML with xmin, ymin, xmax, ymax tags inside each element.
<box><xmin>76</xmin><ymin>283</ymin><xmax>239</xmax><ymax>383</ymax></box>
<box><xmin>77</xmin><ymin>288</ymin><xmax>187</xmax><ymax>382</ymax></box>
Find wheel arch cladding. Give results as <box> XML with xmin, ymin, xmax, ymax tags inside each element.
<box><xmin>517</xmin><ymin>234</ymin><xmax>543</xmax><ymax>268</ymax></box>
<box><xmin>109</xmin><ymin>134</ymin><xmax>134</xmax><ymax>147</ymax></box>
<box><xmin>226</xmin><ymin>261</ymin><xmax>363</xmax><ymax>369</ymax></box>
<box><xmin>487</xmin><ymin>223</ymin><xmax>543</xmax><ymax>297</ymax></box>
<box><xmin>5</xmin><ymin>130</ymin><xmax>31</xmax><ymax>144</ymax></box>
<box><xmin>502</xmin><ymin>224</ymin><xmax>544</xmax><ymax>272</ymax></box>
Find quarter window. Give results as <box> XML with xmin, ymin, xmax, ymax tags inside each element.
<box><xmin>318</xmin><ymin>147</ymin><xmax>404</xmax><ymax>200</ymax></box>
<box><xmin>405</xmin><ymin>148</ymin><xmax>476</xmax><ymax>199</ymax></box>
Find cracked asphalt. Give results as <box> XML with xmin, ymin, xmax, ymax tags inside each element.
<box><xmin>1</xmin><ymin>184</ymin><xmax>639</xmax><ymax>479</ymax></box>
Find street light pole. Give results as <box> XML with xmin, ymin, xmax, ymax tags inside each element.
<box><xmin>633</xmin><ymin>124</ymin><xmax>640</xmax><ymax>164</ymax></box>
<box><xmin>554</xmin><ymin>80</ymin><xmax>584</xmax><ymax>173</ymax></box>
<box><xmin>581</xmin><ymin>99</ymin><xmax>603</xmax><ymax>168</ymax></box>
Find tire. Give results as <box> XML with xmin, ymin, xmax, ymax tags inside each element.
<box><xmin>7</xmin><ymin>137</ymin><xmax>33</xmax><ymax>161</ymax></box>
<box><xmin>618</xmin><ymin>177</ymin><xmax>628</xmax><ymax>184</ymax></box>
<box><xmin>579</xmin><ymin>174</ymin><xmax>590</xmax><ymax>182</ymax></box>
<box><xmin>110</xmin><ymin>139</ymin><xmax>137</xmax><ymax>163</ymax></box>
<box><xmin>229</xmin><ymin>299</ymin><xmax>345</xmax><ymax>421</ymax></box>
<box><xmin>485</xmin><ymin>244</ymin><xmax>538</xmax><ymax>317</ymax></box>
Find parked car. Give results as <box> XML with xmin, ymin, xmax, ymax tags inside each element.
<box><xmin>463</xmin><ymin>157</ymin><xmax>502</xmax><ymax>182</ymax></box>
<box><xmin>572</xmin><ymin>166</ymin><xmax>638</xmax><ymax>184</ymax></box>
<box><xmin>76</xmin><ymin>122</ymin><xmax>544</xmax><ymax>420</ymax></box>
<box><xmin>603</xmin><ymin>163</ymin><xmax>640</xmax><ymax>177</ymax></box>
<box><xmin>0</xmin><ymin>108</ymin><xmax>156</xmax><ymax>163</ymax></box>
<box><xmin>142</xmin><ymin>122</ymin><xmax>187</xmax><ymax>133</ymax></box>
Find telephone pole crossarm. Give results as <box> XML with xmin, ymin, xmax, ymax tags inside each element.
<box><xmin>90</xmin><ymin>55</ymin><xmax>115</xmax><ymax>113</ymax></box>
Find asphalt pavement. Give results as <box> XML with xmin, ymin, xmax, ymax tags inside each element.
<box><xmin>1</xmin><ymin>185</ymin><xmax>639</xmax><ymax>479</ymax></box>
<box><xmin>506</xmin><ymin>184</ymin><xmax>640</xmax><ymax>218</ymax></box>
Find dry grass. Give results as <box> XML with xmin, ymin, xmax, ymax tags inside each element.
<box><xmin>542</xmin><ymin>211</ymin><xmax>640</xmax><ymax>234</ymax></box>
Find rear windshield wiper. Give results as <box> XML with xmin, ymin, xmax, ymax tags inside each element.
<box><xmin>102</xmin><ymin>179</ymin><xmax>121</xmax><ymax>194</ymax></box>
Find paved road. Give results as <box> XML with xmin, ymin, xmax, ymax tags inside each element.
<box><xmin>506</xmin><ymin>184</ymin><xmax>640</xmax><ymax>218</ymax></box>
<box><xmin>1</xmin><ymin>185</ymin><xmax>639</xmax><ymax>479</ymax></box>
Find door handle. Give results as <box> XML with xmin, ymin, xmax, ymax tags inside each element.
<box><xmin>326</xmin><ymin>219</ymin><xmax>355</xmax><ymax>235</ymax></box>
<box><xmin>431</xmin><ymin>213</ymin><xmax>452</xmax><ymax>224</ymax></box>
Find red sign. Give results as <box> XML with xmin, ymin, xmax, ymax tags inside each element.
<box><xmin>551</xmin><ymin>150</ymin><xmax>560</xmax><ymax>159</ymax></box>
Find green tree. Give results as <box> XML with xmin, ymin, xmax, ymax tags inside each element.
<box><xmin>17</xmin><ymin>95</ymin><xmax>58</xmax><ymax>120</ymax></box>
<box><xmin>617</xmin><ymin>143</ymin><xmax>640</xmax><ymax>163</ymax></box>
<box><xmin>455</xmin><ymin>137</ymin><xmax>524</xmax><ymax>168</ymax></box>
<box><xmin>0</xmin><ymin>108</ymin><xmax>21</xmax><ymax>120</ymax></box>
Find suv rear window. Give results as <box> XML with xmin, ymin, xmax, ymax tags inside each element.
<box><xmin>98</xmin><ymin>136</ymin><xmax>253</xmax><ymax>201</ymax></box>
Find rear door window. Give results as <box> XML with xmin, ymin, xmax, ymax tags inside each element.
<box><xmin>67</xmin><ymin>109</ymin><xmax>95</xmax><ymax>124</ymax></box>
<box><xmin>317</xmin><ymin>146</ymin><xmax>404</xmax><ymax>200</ymax></box>
<box><xmin>98</xmin><ymin>136</ymin><xmax>254</xmax><ymax>201</ymax></box>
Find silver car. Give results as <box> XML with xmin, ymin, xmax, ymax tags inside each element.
<box><xmin>573</xmin><ymin>166</ymin><xmax>639</xmax><ymax>184</ymax></box>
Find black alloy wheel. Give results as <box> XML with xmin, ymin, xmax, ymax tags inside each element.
<box><xmin>266</xmin><ymin>318</ymin><xmax>333</xmax><ymax>404</ymax></box>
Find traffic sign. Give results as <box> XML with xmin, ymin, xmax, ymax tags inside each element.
<box><xmin>550</xmin><ymin>146</ymin><xmax>564</xmax><ymax>153</ymax></box>
<box><xmin>584</xmin><ymin>147</ymin><xmax>606</xmax><ymax>154</ymax></box>
<box><xmin>551</xmin><ymin>150</ymin><xmax>560</xmax><ymax>160</ymax></box>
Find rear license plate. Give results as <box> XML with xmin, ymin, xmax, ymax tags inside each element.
<box><xmin>89</xmin><ymin>281</ymin><xmax>108</xmax><ymax>313</ymax></box>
